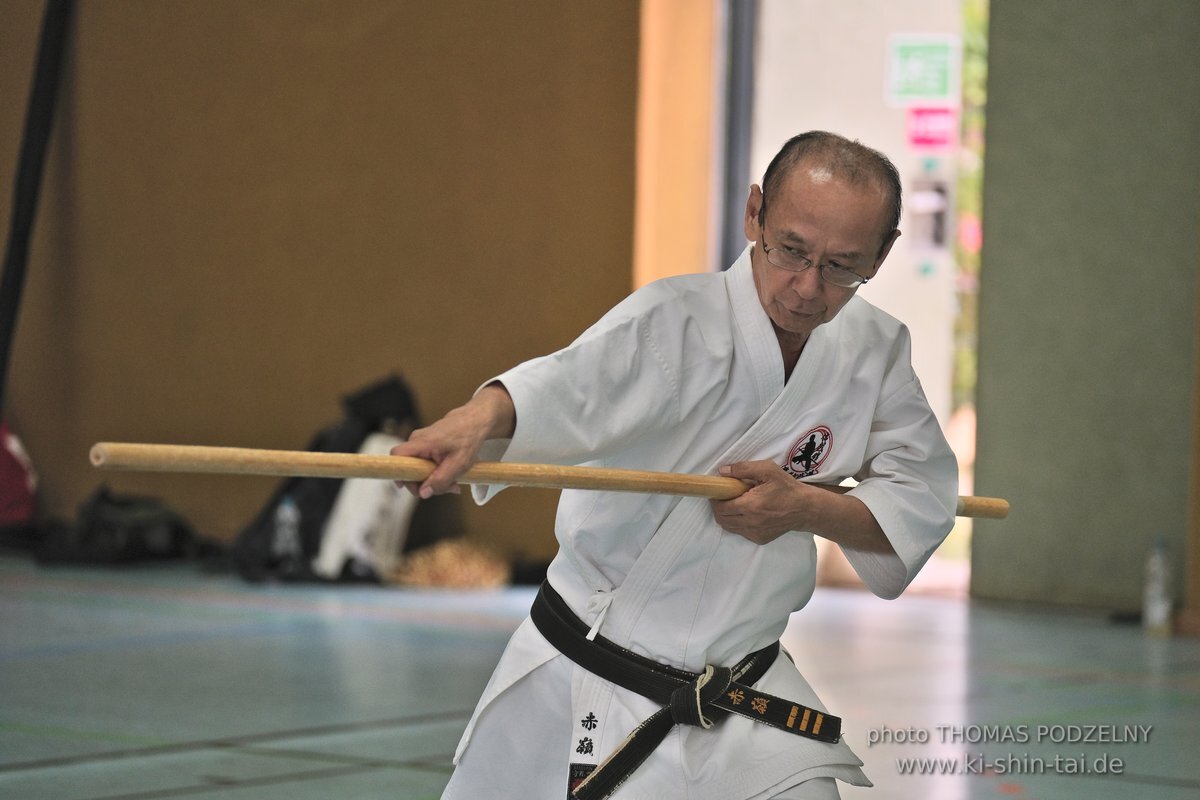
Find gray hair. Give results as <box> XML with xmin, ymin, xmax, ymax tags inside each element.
<box><xmin>759</xmin><ymin>131</ymin><xmax>902</xmax><ymax>255</ymax></box>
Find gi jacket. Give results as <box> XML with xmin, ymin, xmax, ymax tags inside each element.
<box><xmin>454</xmin><ymin>246</ymin><xmax>957</xmax><ymax>799</ymax></box>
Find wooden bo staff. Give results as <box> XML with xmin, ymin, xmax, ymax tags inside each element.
<box><xmin>89</xmin><ymin>442</ymin><xmax>1010</xmax><ymax>519</ymax></box>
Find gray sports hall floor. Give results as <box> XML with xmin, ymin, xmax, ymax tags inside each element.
<box><xmin>2</xmin><ymin>554</ymin><xmax>1198</xmax><ymax>800</ymax></box>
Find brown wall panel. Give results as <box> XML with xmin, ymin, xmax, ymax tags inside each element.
<box><xmin>1</xmin><ymin>1</ymin><xmax>639</xmax><ymax>560</ymax></box>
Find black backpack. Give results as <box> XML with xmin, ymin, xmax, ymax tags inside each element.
<box><xmin>232</xmin><ymin>374</ymin><xmax>424</xmax><ymax>583</ymax></box>
<box><xmin>34</xmin><ymin>485</ymin><xmax>203</xmax><ymax>565</ymax></box>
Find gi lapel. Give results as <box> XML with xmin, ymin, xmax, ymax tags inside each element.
<box><xmin>600</xmin><ymin>250</ymin><xmax>833</xmax><ymax>654</ymax></box>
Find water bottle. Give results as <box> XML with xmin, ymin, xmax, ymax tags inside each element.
<box><xmin>272</xmin><ymin>496</ymin><xmax>303</xmax><ymax>576</ymax></box>
<box><xmin>1142</xmin><ymin>537</ymin><xmax>1172</xmax><ymax>638</ymax></box>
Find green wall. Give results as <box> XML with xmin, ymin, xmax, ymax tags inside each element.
<box><xmin>972</xmin><ymin>0</ymin><xmax>1200</xmax><ymax>608</ymax></box>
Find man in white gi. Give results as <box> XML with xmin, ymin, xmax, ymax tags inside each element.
<box><xmin>392</xmin><ymin>131</ymin><xmax>957</xmax><ymax>799</ymax></box>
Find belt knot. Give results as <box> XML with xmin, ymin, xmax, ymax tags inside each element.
<box><xmin>668</xmin><ymin>664</ymin><xmax>733</xmax><ymax>729</ymax></box>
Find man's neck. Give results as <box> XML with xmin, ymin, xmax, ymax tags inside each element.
<box><xmin>774</xmin><ymin>326</ymin><xmax>809</xmax><ymax>381</ymax></box>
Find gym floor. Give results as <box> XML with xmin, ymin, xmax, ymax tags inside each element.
<box><xmin>2</xmin><ymin>553</ymin><xmax>1198</xmax><ymax>800</ymax></box>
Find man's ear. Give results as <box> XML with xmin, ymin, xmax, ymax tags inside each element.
<box><xmin>743</xmin><ymin>185</ymin><xmax>764</xmax><ymax>242</ymax></box>
<box><xmin>874</xmin><ymin>229</ymin><xmax>901</xmax><ymax>269</ymax></box>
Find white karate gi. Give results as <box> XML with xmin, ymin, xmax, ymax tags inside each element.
<box><xmin>443</xmin><ymin>247</ymin><xmax>957</xmax><ymax>799</ymax></box>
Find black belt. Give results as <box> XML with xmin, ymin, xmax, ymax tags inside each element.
<box><xmin>530</xmin><ymin>583</ymin><xmax>841</xmax><ymax>800</ymax></box>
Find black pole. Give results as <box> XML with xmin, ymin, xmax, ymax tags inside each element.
<box><xmin>719</xmin><ymin>0</ymin><xmax>757</xmax><ymax>270</ymax></box>
<box><xmin>0</xmin><ymin>0</ymin><xmax>75</xmax><ymax>411</ymax></box>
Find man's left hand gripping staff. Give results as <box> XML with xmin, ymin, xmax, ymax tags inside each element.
<box><xmin>389</xmin><ymin>383</ymin><xmax>516</xmax><ymax>499</ymax></box>
<box><xmin>711</xmin><ymin>460</ymin><xmax>897</xmax><ymax>556</ymax></box>
<box><xmin>391</xmin><ymin>384</ymin><xmax>896</xmax><ymax>559</ymax></box>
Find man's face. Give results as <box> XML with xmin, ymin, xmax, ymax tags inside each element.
<box><xmin>742</xmin><ymin>164</ymin><xmax>899</xmax><ymax>344</ymax></box>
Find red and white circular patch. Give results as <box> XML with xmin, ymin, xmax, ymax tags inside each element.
<box><xmin>783</xmin><ymin>426</ymin><xmax>833</xmax><ymax>478</ymax></box>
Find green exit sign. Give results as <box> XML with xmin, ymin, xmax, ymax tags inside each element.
<box><xmin>887</xmin><ymin>35</ymin><xmax>961</xmax><ymax>107</ymax></box>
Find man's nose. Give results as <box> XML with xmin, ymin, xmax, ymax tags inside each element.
<box><xmin>790</xmin><ymin>263</ymin><xmax>823</xmax><ymax>298</ymax></box>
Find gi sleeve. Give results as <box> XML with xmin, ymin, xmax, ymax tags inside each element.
<box><xmin>470</xmin><ymin>299</ymin><xmax>686</xmax><ymax>504</ymax></box>
<box><xmin>843</xmin><ymin>342</ymin><xmax>958</xmax><ymax>600</ymax></box>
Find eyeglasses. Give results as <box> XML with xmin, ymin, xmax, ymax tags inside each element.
<box><xmin>758</xmin><ymin>220</ymin><xmax>871</xmax><ymax>289</ymax></box>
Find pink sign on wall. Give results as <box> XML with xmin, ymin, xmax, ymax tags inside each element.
<box><xmin>907</xmin><ymin>107</ymin><xmax>957</xmax><ymax>149</ymax></box>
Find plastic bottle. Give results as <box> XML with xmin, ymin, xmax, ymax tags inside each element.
<box><xmin>1142</xmin><ymin>537</ymin><xmax>1172</xmax><ymax>638</ymax></box>
<box><xmin>271</xmin><ymin>496</ymin><xmax>303</xmax><ymax>576</ymax></box>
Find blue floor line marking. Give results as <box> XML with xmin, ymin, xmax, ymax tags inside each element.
<box><xmin>0</xmin><ymin>710</ymin><xmax>472</xmax><ymax>773</ymax></box>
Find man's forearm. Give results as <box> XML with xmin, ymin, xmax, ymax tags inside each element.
<box><xmin>801</xmin><ymin>488</ymin><xmax>896</xmax><ymax>556</ymax></box>
<box><xmin>468</xmin><ymin>382</ymin><xmax>517</xmax><ymax>440</ymax></box>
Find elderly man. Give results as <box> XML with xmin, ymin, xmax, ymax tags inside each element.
<box><xmin>393</xmin><ymin>131</ymin><xmax>957</xmax><ymax>799</ymax></box>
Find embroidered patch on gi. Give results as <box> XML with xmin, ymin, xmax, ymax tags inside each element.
<box><xmin>568</xmin><ymin>763</ymin><xmax>596</xmax><ymax>797</ymax></box>
<box><xmin>783</xmin><ymin>425</ymin><xmax>833</xmax><ymax>478</ymax></box>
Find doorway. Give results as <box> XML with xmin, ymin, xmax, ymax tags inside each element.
<box><xmin>745</xmin><ymin>0</ymin><xmax>987</xmax><ymax>596</ymax></box>
<box><xmin>632</xmin><ymin>0</ymin><xmax>987</xmax><ymax>596</ymax></box>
